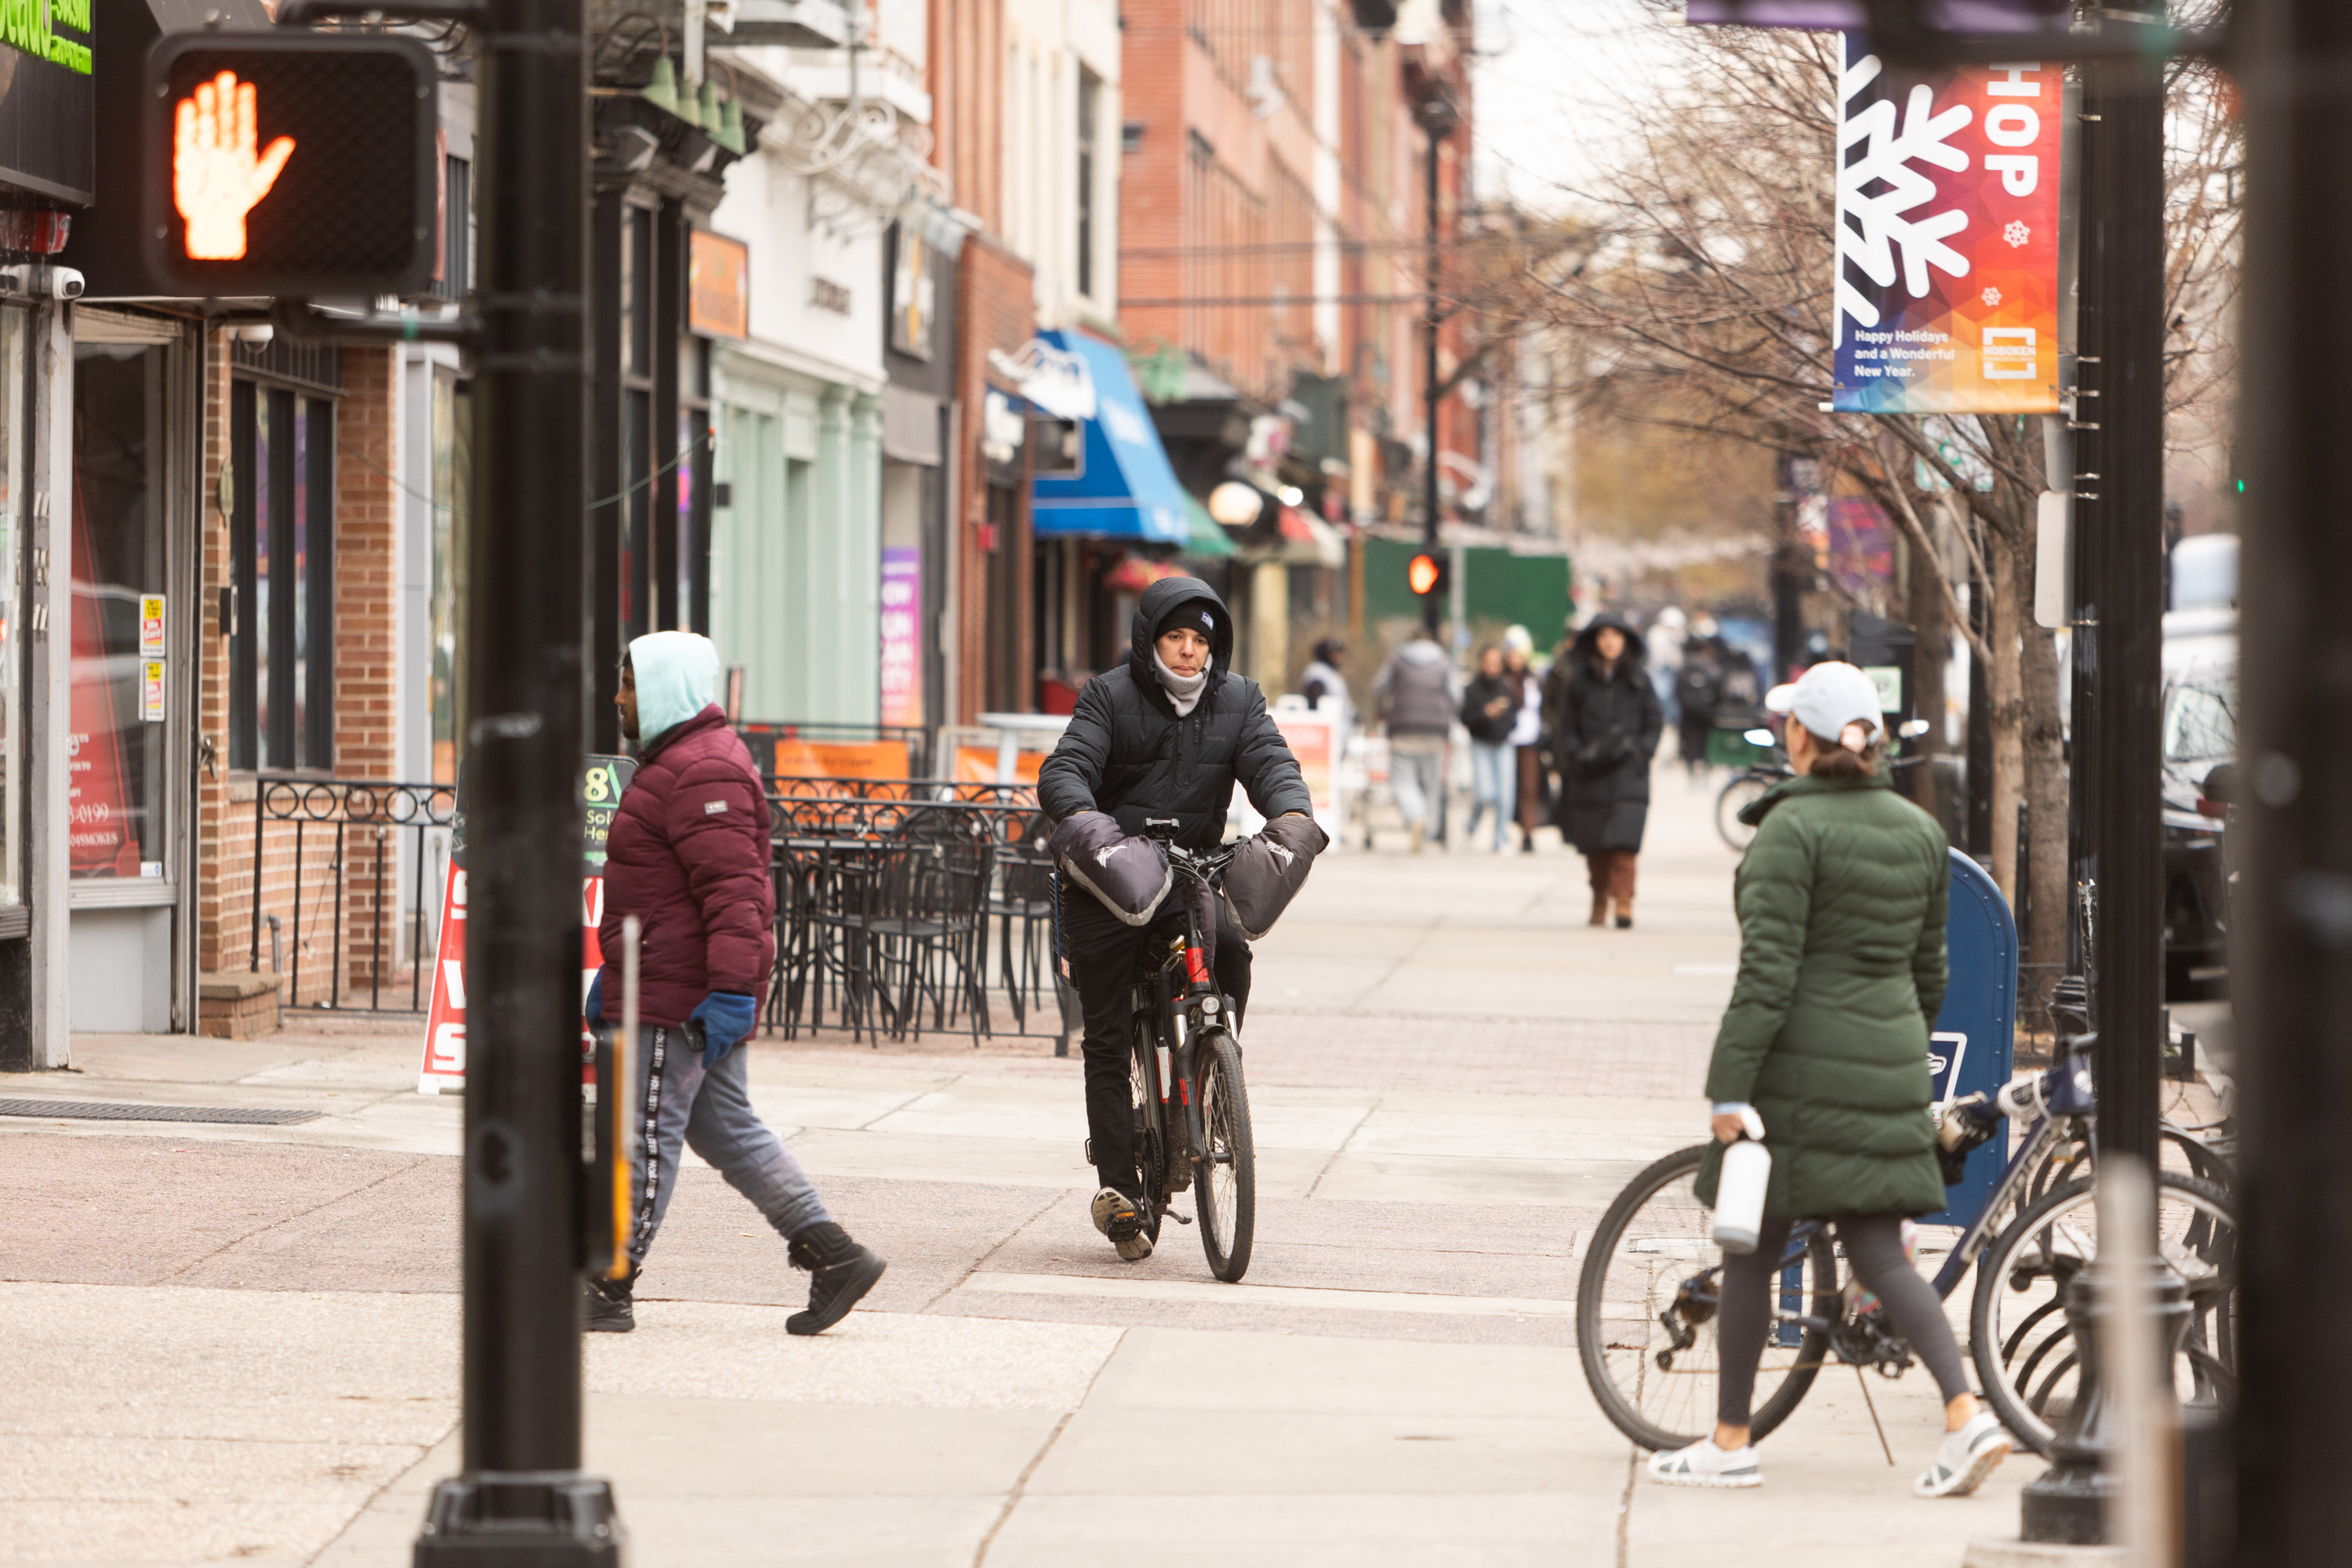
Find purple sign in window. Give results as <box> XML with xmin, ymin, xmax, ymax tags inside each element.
<box><xmin>1685</xmin><ymin>0</ymin><xmax>2067</xmax><ymax>30</ymax></box>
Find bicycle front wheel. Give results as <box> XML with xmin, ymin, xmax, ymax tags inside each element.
<box><xmin>1192</xmin><ymin>1029</ymin><xmax>1256</xmax><ymax>1281</ymax></box>
<box><xmin>1715</xmin><ymin>774</ymin><xmax>1771</xmax><ymax>851</ymax></box>
<box><xmin>1971</xmin><ymin>1171</ymin><xmax>2238</xmax><ymax>1456</ymax></box>
<box><xmin>1577</xmin><ymin>1145</ymin><xmax>1836</xmax><ymax>1452</ymax></box>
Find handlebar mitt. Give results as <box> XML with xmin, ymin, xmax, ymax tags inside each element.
<box><xmin>1220</xmin><ymin>812</ymin><xmax>1331</xmax><ymax>941</ymax></box>
<box><xmin>1046</xmin><ymin>812</ymin><xmax>1174</xmax><ymax>927</ymax></box>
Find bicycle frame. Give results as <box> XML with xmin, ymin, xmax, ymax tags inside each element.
<box><xmin>1131</xmin><ymin>829</ymin><xmax>1240</xmax><ymax>1197</ymax></box>
<box><xmin>1759</xmin><ymin>1040</ymin><xmax>2100</xmax><ymax>1335</ymax></box>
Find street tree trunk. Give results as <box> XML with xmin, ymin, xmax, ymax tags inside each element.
<box><xmin>1984</xmin><ymin>528</ymin><xmax>2025</xmax><ymax>910</ymax></box>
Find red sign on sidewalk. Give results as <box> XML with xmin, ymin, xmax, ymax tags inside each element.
<box><xmin>416</xmin><ymin>753</ymin><xmax>634</xmax><ymax>1095</ymax></box>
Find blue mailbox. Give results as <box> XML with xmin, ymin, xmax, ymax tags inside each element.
<box><xmin>1924</xmin><ymin>849</ymin><xmax>2016</xmax><ymax>1228</ymax></box>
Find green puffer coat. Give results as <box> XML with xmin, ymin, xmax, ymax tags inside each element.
<box><xmin>1693</xmin><ymin>769</ymin><xmax>1951</xmax><ymax>1220</ymax></box>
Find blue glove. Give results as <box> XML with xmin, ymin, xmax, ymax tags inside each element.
<box><xmin>584</xmin><ymin>970</ymin><xmax>604</xmax><ymax>1026</ymax></box>
<box><xmin>690</xmin><ymin>990</ymin><xmax>760</xmax><ymax>1065</ymax></box>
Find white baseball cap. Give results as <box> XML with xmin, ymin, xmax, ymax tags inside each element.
<box><xmin>1765</xmin><ymin>661</ymin><xmax>1884</xmax><ymax>746</ymax></box>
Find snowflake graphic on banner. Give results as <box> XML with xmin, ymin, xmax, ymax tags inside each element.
<box><xmin>1835</xmin><ymin>52</ymin><xmax>1974</xmax><ymax>346</ymax></box>
<box><xmin>2004</xmin><ymin>220</ymin><xmax>2031</xmax><ymax>249</ymax></box>
<box><xmin>1981</xmin><ymin>286</ymin><xmax>2002</xmax><ymax>307</ymax></box>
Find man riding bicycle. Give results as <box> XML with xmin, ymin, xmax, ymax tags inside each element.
<box><xmin>1039</xmin><ymin>577</ymin><xmax>1312</xmax><ymax>1261</ymax></box>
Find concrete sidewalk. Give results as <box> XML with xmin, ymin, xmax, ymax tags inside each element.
<box><xmin>0</xmin><ymin>763</ymin><xmax>2067</xmax><ymax>1566</ymax></box>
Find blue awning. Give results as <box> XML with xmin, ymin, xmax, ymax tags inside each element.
<box><xmin>1030</xmin><ymin>330</ymin><xmax>1191</xmax><ymax>545</ymax></box>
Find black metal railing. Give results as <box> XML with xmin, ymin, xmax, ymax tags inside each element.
<box><xmin>249</xmin><ymin>777</ymin><xmax>459</xmax><ymax>1014</ymax></box>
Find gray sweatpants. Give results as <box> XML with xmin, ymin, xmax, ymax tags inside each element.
<box><xmin>626</xmin><ymin>1023</ymin><xmax>833</xmax><ymax>1269</ymax></box>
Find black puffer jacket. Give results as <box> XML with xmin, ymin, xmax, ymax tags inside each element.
<box><xmin>1544</xmin><ymin>613</ymin><xmax>1664</xmax><ymax>855</ymax></box>
<box><xmin>1040</xmin><ymin>577</ymin><xmax>1312</xmax><ymax>849</ymax></box>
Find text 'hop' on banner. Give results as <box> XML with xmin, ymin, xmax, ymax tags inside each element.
<box><xmin>1831</xmin><ymin>39</ymin><xmax>2062</xmax><ymax>415</ymax></box>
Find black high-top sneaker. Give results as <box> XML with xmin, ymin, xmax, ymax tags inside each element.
<box><xmin>583</xmin><ymin>1269</ymin><xmax>636</xmax><ymax>1334</ymax></box>
<box><xmin>785</xmin><ymin>1222</ymin><xmax>887</xmax><ymax>1336</ymax></box>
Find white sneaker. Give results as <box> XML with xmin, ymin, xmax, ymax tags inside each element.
<box><xmin>1915</xmin><ymin>1411</ymin><xmax>2011</xmax><ymax>1497</ymax></box>
<box><xmin>1646</xmin><ymin>1439</ymin><xmax>1762</xmax><ymax>1489</ymax></box>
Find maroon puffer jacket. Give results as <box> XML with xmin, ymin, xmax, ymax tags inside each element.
<box><xmin>597</xmin><ymin>705</ymin><xmax>775</xmax><ymax>1027</ymax></box>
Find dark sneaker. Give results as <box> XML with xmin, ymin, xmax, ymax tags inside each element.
<box><xmin>583</xmin><ymin>1271</ymin><xmax>635</xmax><ymax>1334</ymax></box>
<box><xmin>1091</xmin><ymin>1185</ymin><xmax>1153</xmax><ymax>1261</ymax></box>
<box><xmin>786</xmin><ymin>1221</ymin><xmax>887</xmax><ymax>1336</ymax></box>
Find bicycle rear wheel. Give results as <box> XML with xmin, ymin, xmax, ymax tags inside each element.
<box><xmin>1192</xmin><ymin>1029</ymin><xmax>1256</xmax><ymax>1281</ymax></box>
<box><xmin>1971</xmin><ymin>1171</ymin><xmax>2237</xmax><ymax>1455</ymax></box>
<box><xmin>1715</xmin><ymin>774</ymin><xmax>1771</xmax><ymax>851</ymax></box>
<box><xmin>1577</xmin><ymin>1145</ymin><xmax>1836</xmax><ymax>1452</ymax></box>
<box><xmin>1128</xmin><ymin>1021</ymin><xmax>1166</xmax><ymax>1245</ymax></box>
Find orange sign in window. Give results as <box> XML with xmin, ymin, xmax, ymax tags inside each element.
<box><xmin>172</xmin><ymin>71</ymin><xmax>294</xmax><ymax>261</ymax></box>
<box><xmin>689</xmin><ymin>230</ymin><xmax>750</xmax><ymax>339</ymax></box>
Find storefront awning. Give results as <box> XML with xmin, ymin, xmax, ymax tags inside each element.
<box><xmin>1181</xmin><ymin>495</ymin><xmax>1239</xmax><ymax>559</ymax></box>
<box><xmin>1031</xmin><ymin>331</ymin><xmax>1191</xmax><ymax>545</ymax></box>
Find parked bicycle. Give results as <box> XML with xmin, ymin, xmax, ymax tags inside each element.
<box><xmin>1715</xmin><ymin>719</ymin><xmax>1935</xmax><ymax>851</ymax></box>
<box><xmin>1579</xmin><ymin>1029</ymin><xmax>2238</xmax><ymax>1457</ymax></box>
<box><xmin>1123</xmin><ymin>820</ymin><xmax>1258</xmax><ymax>1281</ymax></box>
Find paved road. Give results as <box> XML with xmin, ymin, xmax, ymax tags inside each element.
<box><xmin>0</xmin><ymin>765</ymin><xmax>2069</xmax><ymax>1566</ymax></box>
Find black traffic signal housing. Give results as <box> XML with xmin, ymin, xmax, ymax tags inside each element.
<box><xmin>1408</xmin><ymin>551</ymin><xmax>1448</xmax><ymax>601</ymax></box>
<box><xmin>142</xmin><ymin>32</ymin><xmax>437</xmax><ymax>297</ymax></box>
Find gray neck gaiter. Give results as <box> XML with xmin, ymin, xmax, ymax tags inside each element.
<box><xmin>1153</xmin><ymin>652</ymin><xmax>1209</xmax><ymax>717</ymax></box>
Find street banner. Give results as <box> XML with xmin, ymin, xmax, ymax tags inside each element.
<box><xmin>1831</xmin><ymin>42</ymin><xmax>2061</xmax><ymax>414</ymax></box>
<box><xmin>416</xmin><ymin>753</ymin><xmax>636</xmax><ymax>1094</ymax></box>
<box><xmin>1686</xmin><ymin>1</ymin><xmax>2070</xmax><ymax>30</ymax></box>
<box><xmin>878</xmin><ymin>546</ymin><xmax>922</xmax><ymax>728</ymax></box>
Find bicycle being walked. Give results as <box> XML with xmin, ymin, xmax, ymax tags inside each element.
<box><xmin>1037</xmin><ymin>578</ymin><xmax>1320</xmax><ymax>1264</ymax></box>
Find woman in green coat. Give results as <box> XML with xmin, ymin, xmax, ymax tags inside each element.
<box><xmin>1646</xmin><ymin>662</ymin><xmax>2013</xmax><ymax>1500</ymax></box>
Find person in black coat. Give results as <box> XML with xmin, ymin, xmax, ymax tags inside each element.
<box><xmin>1038</xmin><ymin>576</ymin><xmax>1310</xmax><ymax>1260</ymax></box>
<box><xmin>1544</xmin><ymin>612</ymin><xmax>1664</xmax><ymax>927</ymax></box>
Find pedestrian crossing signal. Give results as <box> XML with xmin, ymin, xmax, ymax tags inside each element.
<box><xmin>143</xmin><ymin>33</ymin><xmax>437</xmax><ymax>296</ymax></box>
<box><xmin>1408</xmin><ymin>553</ymin><xmax>1446</xmax><ymax>597</ymax></box>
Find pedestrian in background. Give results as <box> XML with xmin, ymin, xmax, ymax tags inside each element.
<box><xmin>1504</xmin><ymin>626</ymin><xmax>1546</xmax><ymax>853</ymax></box>
<box><xmin>1676</xmin><ymin>638</ymin><xmax>1724</xmax><ymax>779</ymax></box>
<box><xmin>1460</xmin><ymin>644</ymin><xmax>1519</xmax><ymax>852</ymax></box>
<box><xmin>1546</xmin><ymin>612</ymin><xmax>1663</xmax><ymax>927</ymax></box>
<box><xmin>1371</xmin><ymin>627</ymin><xmax>1459</xmax><ymax>854</ymax></box>
<box><xmin>1299</xmin><ymin>636</ymin><xmax>1353</xmax><ymax>752</ymax></box>
<box><xmin>1652</xmin><ymin>661</ymin><xmax>2009</xmax><ymax>1498</ymax></box>
<box><xmin>585</xmin><ymin>631</ymin><xmax>886</xmax><ymax>1336</ymax></box>
<box><xmin>1649</xmin><ymin>606</ymin><xmax>1688</xmax><ymax>734</ymax></box>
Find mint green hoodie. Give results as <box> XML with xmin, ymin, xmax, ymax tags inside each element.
<box><xmin>629</xmin><ymin>631</ymin><xmax>721</xmax><ymax>745</ymax></box>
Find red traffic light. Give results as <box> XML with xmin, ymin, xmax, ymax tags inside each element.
<box><xmin>1408</xmin><ymin>553</ymin><xmax>1443</xmax><ymax>597</ymax></box>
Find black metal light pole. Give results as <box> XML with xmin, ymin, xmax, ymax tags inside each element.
<box><xmin>1416</xmin><ymin>89</ymin><xmax>1457</xmax><ymax>638</ymax></box>
<box><xmin>2077</xmin><ymin>27</ymin><xmax>2168</xmax><ymax>1186</ymax></box>
<box><xmin>415</xmin><ymin>0</ymin><xmax>614</xmax><ymax>1554</ymax></box>
<box><xmin>2017</xmin><ymin>21</ymin><xmax>2168</xmax><ymax>1548</ymax></box>
<box><xmin>2234</xmin><ymin>1</ymin><xmax>2352</xmax><ymax>1557</ymax></box>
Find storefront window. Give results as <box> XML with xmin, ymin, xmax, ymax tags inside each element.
<box><xmin>71</xmin><ymin>343</ymin><xmax>169</xmax><ymax>879</ymax></box>
<box><xmin>430</xmin><ymin>371</ymin><xmax>471</xmax><ymax>783</ymax></box>
<box><xmin>228</xmin><ymin>379</ymin><xmax>335</xmax><ymax>771</ymax></box>
<box><xmin>0</xmin><ymin>310</ymin><xmax>26</xmax><ymax>905</ymax></box>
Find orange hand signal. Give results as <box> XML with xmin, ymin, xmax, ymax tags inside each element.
<box><xmin>172</xmin><ymin>71</ymin><xmax>296</xmax><ymax>261</ymax></box>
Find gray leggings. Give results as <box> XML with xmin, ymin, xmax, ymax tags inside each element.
<box><xmin>1717</xmin><ymin>1211</ymin><xmax>1970</xmax><ymax>1428</ymax></box>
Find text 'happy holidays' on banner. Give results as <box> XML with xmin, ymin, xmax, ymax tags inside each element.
<box><xmin>1831</xmin><ymin>38</ymin><xmax>2062</xmax><ymax>416</ymax></box>
<box><xmin>416</xmin><ymin>753</ymin><xmax>637</xmax><ymax>1095</ymax></box>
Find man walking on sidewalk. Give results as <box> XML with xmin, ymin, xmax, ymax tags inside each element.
<box><xmin>583</xmin><ymin>630</ymin><xmax>885</xmax><ymax>1335</ymax></box>
<box><xmin>1372</xmin><ymin>629</ymin><xmax>1458</xmax><ymax>852</ymax></box>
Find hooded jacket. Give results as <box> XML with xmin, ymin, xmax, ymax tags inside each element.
<box><xmin>1544</xmin><ymin>613</ymin><xmax>1664</xmax><ymax>854</ymax></box>
<box><xmin>1038</xmin><ymin>576</ymin><xmax>1312</xmax><ymax>850</ymax></box>
<box><xmin>1693</xmin><ymin>769</ymin><xmax>1951</xmax><ymax>1220</ymax></box>
<box><xmin>597</xmin><ymin>634</ymin><xmax>776</xmax><ymax>1028</ymax></box>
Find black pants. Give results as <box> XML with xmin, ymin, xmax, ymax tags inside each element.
<box><xmin>1058</xmin><ymin>882</ymin><xmax>1251</xmax><ymax>1198</ymax></box>
<box><xmin>1717</xmin><ymin>1212</ymin><xmax>1971</xmax><ymax>1428</ymax></box>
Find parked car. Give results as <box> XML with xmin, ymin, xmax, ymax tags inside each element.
<box><xmin>2160</xmin><ymin>634</ymin><xmax>2235</xmax><ymax>996</ymax></box>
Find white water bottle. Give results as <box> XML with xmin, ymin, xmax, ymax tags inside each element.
<box><xmin>1712</xmin><ymin>1106</ymin><xmax>1771</xmax><ymax>1254</ymax></box>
